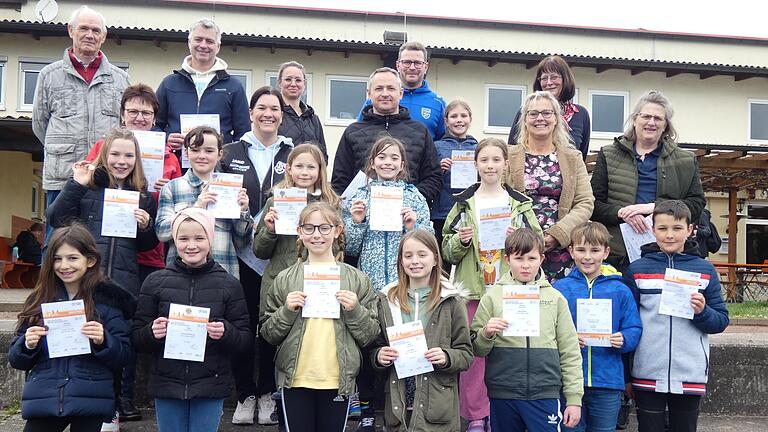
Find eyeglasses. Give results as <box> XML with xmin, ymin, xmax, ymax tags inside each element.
<box><xmin>398</xmin><ymin>60</ymin><xmax>426</xmax><ymax>68</ymax></box>
<box><xmin>637</xmin><ymin>113</ymin><xmax>666</xmax><ymax>123</ymax></box>
<box><xmin>538</xmin><ymin>73</ymin><xmax>562</xmax><ymax>83</ymax></box>
<box><xmin>526</xmin><ymin>110</ymin><xmax>555</xmax><ymax>119</ymax></box>
<box><xmin>125</xmin><ymin>109</ymin><xmax>154</xmax><ymax>119</ymax></box>
<box><xmin>281</xmin><ymin>77</ymin><xmax>304</xmax><ymax>85</ymax></box>
<box><xmin>299</xmin><ymin>223</ymin><xmax>335</xmax><ymax>235</ymax></box>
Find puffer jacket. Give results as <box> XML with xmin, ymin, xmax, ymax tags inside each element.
<box><xmin>372</xmin><ymin>280</ymin><xmax>472</xmax><ymax>432</ymax></box>
<box><xmin>471</xmin><ymin>271</ymin><xmax>584</xmax><ymax>406</ymax></box>
<box><xmin>131</xmin><ymin>257</ymin><xmax>252</xmax><ymax>399</ymax></box>
<box><xmin>260</xmin><ymin>261</ymin><xmax>380</xmax><ymax>396</ymax></box>
<box><xmin>46</xmin><ymin>172</ymin><xmax>158</xmax><ymax>296</ymax></box>
<box><xmin>441</xmin><ymin>183</ymin><xmax>543</xmax><ymax>300</ymax></box>
<box><xmin>331</xmin><ymin>106</ymin><xmax>442</xmax><ymax>203</ymax></box>
<box><xmin>623</xmin><ymin>241</ymin><xmax>729</xmax><ymax>395</ymax></box>
<box><xmin>32</xmin><ymin>49</ymin><xmax>130</xmax><ymax>190</ymax></box>
<box><xmin>278</xmin><ymin>101</ymin><xmax>328</xmax><ymax>161</ymax></box>
<box><xmin>554</xmin><ymin>264</ymin><xmax>642</xmax><ymax>391</ymax></box>
<box><xmin>591</xmin><ymin>136</ymin><xmax>706</xmax><ymax>267</ymax></box>
<box><xmin>343</xmin><ymin>179</ymin><xmax>433</xmax><ymax>292</ymax></box>
<box><xmin>431</xmin><ymin>135</ymin><xmax>478</xmax><ymax>221</ymax></box>
<box><xmin>9</xmin><ymin>281</ymin><xmax>133</xmax><ymax>419</ymax></box>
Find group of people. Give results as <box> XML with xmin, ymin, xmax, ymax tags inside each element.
<box><xmin>11</xmin><ymin>4</ymin><xmax>730</xmax><ymax>432</ymax></box>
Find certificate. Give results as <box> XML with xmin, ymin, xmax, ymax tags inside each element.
<box><xmin>577</xmin><ymin>298</ymin><xmax>613</xmax><ymax>347</ymax></box>
<box><xmin>620</xmin><ymin>215</ymin><xmax>656</xmax><ymax>263</ymax></box>
<box><xmin>386</xmin><ymin>320</ymin><xmax>434</xmax><ymax>379</ymax></box>
<box><xmin>502</xmin><ymin>285</ymin><xmax>540</xmax><ymax>337</ymax></box>
<box><xmin>302</xmin><ymin>264</ymin><xmax>341</xmax><ymax>319</ymax></box>
<box><xmin>369</xmin><ymin>186</ymin><xmax>404</xmax><ymax>232</ymax></box>
<box><xmin>207</xmin><ymin>172</ymin><xmax>243</xmax><ymax>219</ymax></box>
<box><xmin>133</xmin><ymin>130</ymin><xmax>166</xmax><ymax>190</ymax></box>
<box><xmin>41</xmin><ymin>300</ymin><xmax>91</xmax><ymax>359</ymax></box>
<box><xmin>164</xmin><ymin>303</ymin><xmax>210</xmax><ymax>362</ymax></box>
<box><xmin>478</xmin><ymin>206</ymin><xmax>512</xmax><ymax>251</ymax></box>
<box><xmin>273</xmin><ymin>187</ymin><xmax>308</xmax><ymax>235</ymax></box>
<box><xmin>101</xmin><ymin>189</ymin><xmax>140</xmax><ymax>238</ymax></box>
<box><xmin>179</xmin><ymin>114</ymin><xmax>221</xmax><ymax>168</ymax></box>
<box><xmin>450</xmin><ymin>150</ymin><xmax>477</xmax><ymax>189</ymax></box>
<box><xmin>659</xmin><ymin>268</ymin><xmax>702</xmax><ymax>319</ymax></box>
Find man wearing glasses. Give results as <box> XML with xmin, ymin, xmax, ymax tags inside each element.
<box><xmin>358</xmin><ymin>41</ymin><xmax>446</xmax><ymax>141</ymax></box>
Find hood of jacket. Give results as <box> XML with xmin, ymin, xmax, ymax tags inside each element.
<box><xmin>497</xmin><ymin>269</ymin><xmax>552</xmax><ymax>288</ymax></box>
<box><xmin>453</xmin><ymin>182</ymin><xmax>531</xmax><ymax>205</ymax></box>
<box><xmin>380</xmin><ymin>278</ymin><xmax>468</xmax><ymax>300</ymax></box>
<box><xmin>562</xmin><ymin>263</ymin><xmax>623</xmax><ymax>285</ymax></box>
<box><xmin>361</xmin><ymin>105</ymin><xmax>412</xmax><ymax>123</ymax></box>
<box><xmin>640</xmin><ymin>238</ymin><xmax>701</xmax><ymax>258</ymax></box>
<box><xmin>181</xmin><ymin>56</ymin><xmax>228</xmax><ymax>75</ymax></box>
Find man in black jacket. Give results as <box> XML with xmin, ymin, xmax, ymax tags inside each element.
<box><xmin>331</xmin><ymin>67</ymin><xmax>441</xmax><ymax>204</ymax></box>
<box><xmin>15</xmin><ymin>222</ymin><xmax>43</xmax><ymax>266</ymax></box>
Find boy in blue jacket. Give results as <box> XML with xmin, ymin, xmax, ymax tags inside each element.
<box><xmin>623</xmin><ymin>200</ymin><xmax>729</xmax><ymax>432</ymax></box>
<box><xmin>555</xmin><ymin>221</ymin><xmax>642</xmax><ymax>432</ymax></box>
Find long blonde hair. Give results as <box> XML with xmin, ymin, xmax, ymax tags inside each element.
<box><xmin>93</xmin><ymin>128</ymin><xmax>148</xmax><ymax>192</ymax></box>
<box><xmin>295</xmin><ymin>202</ymin><xmax>345</xmax><ymax>263</ymax></box>
<box><xmin>514</xmin><ymin>91</ymin><xmax>572</xmax><ymax>151</ymax></box>
<box><xmin>276</xmin><ymin>144</ymin><xmax>340</xmax><ymax>208</ymax></box>
<box><xmin>389</xmin><ymin>230</ymin><xmax>447</xmax><ymax>313</ymax></box>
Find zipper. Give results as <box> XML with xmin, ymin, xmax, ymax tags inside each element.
<box><xmin>525</xmin><ymin>336</ymin><xmax>531</xmax><ymax>399</ymax></box>
<box><xmin>106</xmin><ymin>237</ymin><xmax>116</xmax><ymax>279</ymax></box>
<box><xmin>700</xmin><ymin>336</ymin><xmax>709</xmax><ymax>377</ymax></box>
<box><xmin>288</xmin><ymin>300</ymin><xmax>307</xmax><ymax>387</ymax></box>
<box><xmin>587</xmin><ymin>283</ymin><xmax>593</xmax><ymax>387</ymax></box>
<box><xmin>185</xmin><ymin>275</ymin><xmax>195</xmax><ymax>399</ymax></box>
<box><xmin>667</xmin><ymin>254</ymin><xmax>674</xmax><ymax>391</ymax></box>
<box><xmin>58</xmin><ymin>385</ymin><xmax>65</xmax><ymax>414</ymax></box>
<box><xmin>384</xmin><ymin>232</ymin><xmax>390</xmax><ymax>285</ymax></box>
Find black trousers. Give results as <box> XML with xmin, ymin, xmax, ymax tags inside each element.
<box><xmin>635</xmin><ymin>391</ymin><xmax>701</xmax><ymax>432</ymax></box>
<box><xmin>24</xmin><ymin>416</ymin><xmax>103</xmax><ymax>432</ymax></box>
<box><xmin>232</xmin><ymin>260</ymin><xmax>261</xmax><ymax>400</ymax></box>
<box><xmin>282</xmin><ymin>388</ymin><xmax>349</xmax><ymax>432</ymax></box>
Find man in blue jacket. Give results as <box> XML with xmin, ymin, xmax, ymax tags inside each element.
<box><xmin>357</xmin><ymin>41</ymin><xmax>446</xmax><ymax>141</ymax></box>
<box><xmin>155</xmin><ymin>18</ymin><xmax>250</xmax><ymax>156</ymax></box>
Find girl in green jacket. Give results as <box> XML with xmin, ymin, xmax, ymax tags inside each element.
<box><xmin>373</xmin><ymin>230</ymin><xmax>473</xmax><ymax>432</ymax></box>
<box><xmin>260</xmin><ymin>202</ymin><xmax>380</xmax><ymax>432</ymax></box>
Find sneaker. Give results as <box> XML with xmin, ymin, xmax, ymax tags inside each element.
<box><xmin>348</xmin><ymin>392</ymin><xmax>361</xmax><ymax>419</ymax></box>
<box><xmin>118</xmin><ymin>398</ymin><xmax>142</xmax><ymax>422</ymax></box>
<box><xmin>467</xmin><ymin>419</ymin><xmax>485</xmax><ymax>432</ymax></box>
<box><xmin>232</xmin><ymin>395</ymin><xmax>256</xmax><ymax>425</ymax></box>
<box><xmin>257</xmin><ymin>393</ymin><xmax>278</xmax><ymax>425</ymax></box>
<box><xmin>100</xmin><ymin>411</ymin><xmax>119</xmax><ymax>432</ymax></box>
<box><xmin>356</xmin><ymin>416</ymin><xmax>375</xmax><ymax>432</ymax></box>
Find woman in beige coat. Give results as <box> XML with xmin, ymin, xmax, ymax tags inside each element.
<box><xmin>507</xmin><ymin>91</ymin><xmax>594</xmax><ymax>281</ymax></box>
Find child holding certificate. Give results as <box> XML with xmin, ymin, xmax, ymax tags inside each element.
<box><xmin>441</xmin><ymin>137</ymin><xmax>541</xmax><ymax>432</ymax></box>
<box><xmin>372</xmin><ymin>230</ymin><xmax>472</xmax><ymax>432</ymax></box>
<box><xmin>471</xmin><ymin>228</ymin><xmax>583</xmax><ymax>431</ymax></box>
<box><xmin>9</xmin><ymin>223</ymin><xmax>133</xmax><ymax>432</ymax></box>
<box><xmin>622</xmin><ymin>200</ymin><xmax>729</xmax><ymax>432</ymax></box>
<box><xmin>261</xmin><ymin>202</ymin><xmax>380</xmax><ymax>432</ymax></box>
<box><xmin>253</xmin><ymin>143</ymin><xmax>341</xmax><ymax>423</ymax></box>
<box><xmin>553</xmin><ymin>222</ymin><xmax>642</xmax><ymax>431</ymax></box>
<box><xmin>131</xmin><ymin>208</ymin><xmax>252</xmax><ymax>432</ymax></box>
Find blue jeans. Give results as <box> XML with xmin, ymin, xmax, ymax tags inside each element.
<box><xmin>155</xmin><ymin>398</ymin><xmax>224</xmax><ymax>432</ymax></box>
<box><xmin>44</xmin><ymin>189</ymin><xmax>60</xmax><ymax>246</ymax></box>
<box><xmin>565</xmin><ymin>388</ymin><xmax>622</xmax><ymax>432</ymax></box>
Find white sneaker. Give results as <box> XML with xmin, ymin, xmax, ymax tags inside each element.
<box><xmin>232</xmin><ymin>395</ymin><xmax>257</xmax><ymax>425</ymax></box>
<box><xmin>257</xmin><ymin>392</ymin><xmax>278</xmax><ymax>425</ymax></box>
<box><xmin>101</xmin><ymin>411</ymin><xmax>120</xmax><ymax>431</ymax></box>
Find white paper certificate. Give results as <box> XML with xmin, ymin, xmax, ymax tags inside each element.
<box><xmin>207</xmin><ymin>172</ymin><xmax>243</xmax><ymax>219</ymax></box>
<box><xmin>386</xmin><ymin>320</ymin><xmax>434</xmax><ymax>379</ymax></box>
<box><xmin>450</xmin><ymin>150</ymin><xmax>477</xmax><ymax>189</ymax></box>
<box><xmin>302</xmin><ymin>264</ymin><xmax>341</xmax><ymax>319</ymax></box>
<box><xmin>274</xmin><ymin>188</ymin><xmax>308</xmax><ymax>235</ymax></box>
<box><xmin>369</xmin><ymin>186</ymin><xmax>404</xmax><ymax>232</ymax></box>
<box><xmin>620</xmin><ymin>215</ymin><xmax>656</xmax><ymax>263</ymax></box>
<box><xmin>164</xmin><ymin>303</ymin><xmax>210</xmax><ymax>362</ymax></box>
<box><xmin>659</xmin><ymin>269</ymin><xmax>702</xmax><ymax>319</ymax></box>
<box><xmin>577</xmin><ymin>298</ymin><xmax>613</xmax><ymax>347</ymax></box>
<box><xmin>101</xmin><ymin>189</ymin><xmax>140</xmax><ymax>238</ymax></box>
<box><xmin>478</xmin><ymin>206</ymin><xmax>512</xmax><ymax>251</ymax></box>
<box><xmin>179</xmin><ymin>114</ymin><xmax>221</xmax><ymax>168</ymax></box>
<box><xmin>502</xmin><ymin>285</ymin><xmax>540</xmax><ymax>337</ymax></box>
<box><xmin>133</xmin><ymin>130</ymin><xmax>166</xmax><ymax>190</ymax></box>
<box><xmin>41</xmin><ymin>300</ymin><xmax>91</xmax><ymax>358</ymax></box>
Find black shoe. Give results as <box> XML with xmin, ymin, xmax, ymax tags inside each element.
<box><xmin>616</xmin><ymin>397</ymin><xmax>631</xmax><ymax>430</ymax></box>
<box><xmin>356</xmin><ymin>416</ymin><xmax>375</xmax><ymax>432</ymax></box>
<box><xmin>118</xmin><ymin>398</ymin><xmax>142</xmax><ymax>421</ymax></box>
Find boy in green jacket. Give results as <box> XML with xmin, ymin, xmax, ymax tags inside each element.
<box><xmin>471</xmin><ymin>228</ymin><xmax>583</xmax><ymax>431</ymax></box>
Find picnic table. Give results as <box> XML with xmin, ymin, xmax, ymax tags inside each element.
<box><xmin>712</xmin><ymin>261</ymin><xmax>768</xmax><ymax>302</ymax></box>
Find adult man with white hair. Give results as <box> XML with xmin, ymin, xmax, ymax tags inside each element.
<box><xmin>155</xmin><ymin>17</ymin><xmax>250</xmax><ymax>153</ymax></box>
<box><xmin>32</xmin><ymin>5</ymin><xmax>129</xmax><ymax>227</ymax></box>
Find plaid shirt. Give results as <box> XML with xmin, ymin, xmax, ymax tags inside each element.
<box><xmin>156</xmin><ymin>170</ymin><xmax>253</xmax><ymax>278</ymax></box>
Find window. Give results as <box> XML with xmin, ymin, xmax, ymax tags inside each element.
<box><xmin>266</xmin><ymin>71</ymin><xmax>313</xmax><ymax>105</ymax></box>
<box><xmin>31</xmin><ymin>183</ymin><xmax>39</xmax><ymax>218</ymax></box>
<box><xmin>326</xmin><ymin>76</ymin><xmax>367</xmax><ymax>126</ymax></box>
<box><xmin>229</xmin><ymin>69</ymin><xmax>252</xmax><ymax>97</ymax></box>
<box><xmin>0</xmin><ymin>56</ymin><xmax>6</xmax><ymax>110</ymax></box>
<box><xmin>18</xmin><ymin>59</ymin><xmax>53</xmax><ymax>112</ymax></box>
<box><xmin>485</xmin><ymin>84</ymin><xmax>526</xmax><ymax>134</ymax></box>
<box><xmin>589</xmin><ymin>91</ymin><xmax>629</xmax><ymax>137</ymax></box>
<box><xmin>748</xmin><ymin>100</ymin><xmax>768</xmax><ymax>143</ymax></box>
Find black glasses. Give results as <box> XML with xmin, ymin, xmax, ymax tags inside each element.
<box><xmin>125</xmin><ymin>109</ymin><xmax>154</xmax><ymax>119</ymax></box>
<box><xmin>526</xmin><ymin>110</ymin><xmax>555</xmax><ymax>119</ymax></box>
<box><xmin>398</xmin><ymin>60</ymin><xmax>426</xmax><ymax>68</ymax></box>
<box><xmin>299</xmin><ymin>224</ymin><xmax>335</xmax><ymax>235</ymax></box>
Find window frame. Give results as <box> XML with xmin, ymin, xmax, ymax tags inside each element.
<box><xmin>588</xmin><ymin>90</ymin><xmax>630</xmax><ymax>138</ymax></box>
<box><xmin>31</xmin><ymin>182</ymin><xmax>40</xmax><ymax>218</ymax></box>
<box><xmin>747</xmin><ymin>99</ymin><xmax>768</xmax><ymax>144</ymax></box>
<box><xmin>265</xmin><ymin>70</ymin><xmax>313</xmax><ymax>106</ymax></box>
<box><xmin>484</xmin><ymin>84</ymin><xmax>527</xmax><ymax>135</ymax></box>
<box><xmin>325</xmin><ymin>75</ymin><xmax>368</xmax><ymax>127</ymax></box>
<box><xmin>0</xmin><ymin>56</ymin><xmax>6</xmax><ymax>110</ymax></box>
<box><xmin>17</xmin><ymin>58</ymin><xmax>54</xmax><ymax>112</ymax></box>
<box><xmin>228</xmin><ymin>69</ymin><xmax>252</xmax><ymax>98</ymax></box>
